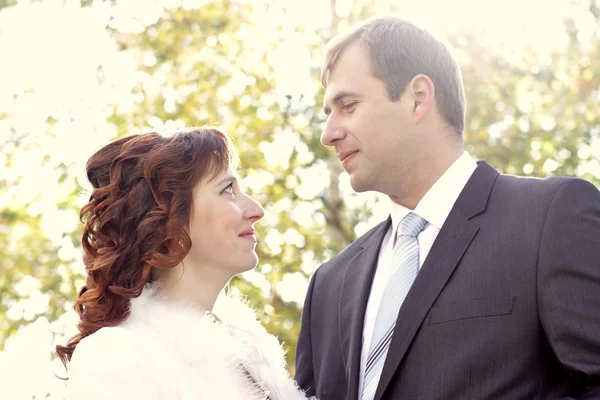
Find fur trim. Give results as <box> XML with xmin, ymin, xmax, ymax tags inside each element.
<box><xmin>118</xmin><ymin>284</ymin><xmax>310</xmax><ymax>400</ymax></box>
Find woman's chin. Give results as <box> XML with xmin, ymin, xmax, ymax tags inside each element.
<box><xmin>234</xmin><ymin>256</ymin><xmax>259</xmax><ymax>274</ymax></box>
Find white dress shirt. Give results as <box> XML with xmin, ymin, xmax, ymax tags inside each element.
<box><xmin>357</xmin><ymin>151</ymin><xmax>478</xmax><ymax>395</ymax></box>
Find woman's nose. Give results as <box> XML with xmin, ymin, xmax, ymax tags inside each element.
<box><xmin>244</xmin><ymin>195</ymin><xmax>264</xmax><ymax>222</ymax></box>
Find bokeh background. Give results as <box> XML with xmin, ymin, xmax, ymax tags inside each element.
<box><xmin>1</xmin><ymin>0</ymin><xmax>600</xmax><ymax>398</ymax></box>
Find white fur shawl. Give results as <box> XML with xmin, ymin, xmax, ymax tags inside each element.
<box><xmin>67</xmin><ymin>284</ymin><xmax>312</xmax><ymax>400</ymax></box>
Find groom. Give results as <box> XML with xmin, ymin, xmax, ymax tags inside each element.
<box><xmin>295</xmin><ymin>17</ymin><xmax>600</xmax><ymax>400</ymax></box>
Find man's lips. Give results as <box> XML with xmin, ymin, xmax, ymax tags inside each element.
<box><xmin>337</xmin><ymin>150</ymin><xmax>358</xmax><ymax>163</ymax></box>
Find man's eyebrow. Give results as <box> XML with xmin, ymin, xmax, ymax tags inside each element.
<box><xmin>323</xmin><ymin>91</ymin><xmax>361</xmax><ymax>115</ymax></box>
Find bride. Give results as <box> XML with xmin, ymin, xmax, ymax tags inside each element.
<box><xmin>57</xmin><ymin>127</ymin><xmax>311</xmax><ymax>400</ymax></box>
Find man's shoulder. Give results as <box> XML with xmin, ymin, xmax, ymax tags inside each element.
<box><xmin>496</xmin><ymin>172</ymin><xmax>567</xmax><ymax>185</ymax></box>
<box><xmin>484</xmin><ymin>170</ymin><xmax>599</xmax><ymax>210</ymax></box>
<box><xmin>494</xmin><ymin>171</ymin><xmax>593</xmax><ymax>194</ymax></box>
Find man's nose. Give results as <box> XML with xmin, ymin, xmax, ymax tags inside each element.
<box><xmin>321</xmin><ymin>117</ymin><xmax>345</xmax><ymax>146</ymax></box>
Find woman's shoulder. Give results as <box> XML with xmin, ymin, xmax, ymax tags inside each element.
<box><xmin>73</xmin><ymin>325</ymin><xmax>134</xmax><ymax>356</ymax></box>
<box><xmin>67</xmin><ymin>326</ymin><xmax>177</xmax><ymax>399</ymax></box>
<box><xmin>77</xmin><ymin>324</ymin><xmax>134</xmax><ymax>343</ymax></box>
<box><xmin>70</xmin><ymin>325</ymin><xmax>154</xmax><ymax>373</ymax></box>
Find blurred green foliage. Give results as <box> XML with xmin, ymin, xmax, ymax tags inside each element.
<box><xmin>1</xmin><ymin>1</ymin><xmax>599</xmax><ymax>389</ymax></box>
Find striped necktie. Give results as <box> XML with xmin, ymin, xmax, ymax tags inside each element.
<box><xmin>361</xmin><ymin>212</ymin><xmax>427</xmax><ymax>400</ymax></box>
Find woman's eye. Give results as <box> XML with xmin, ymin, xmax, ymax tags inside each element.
<box><xmin>223</xmin><ymin>183</ymin><xmax>234</xmax><ymax>195</ymax></box>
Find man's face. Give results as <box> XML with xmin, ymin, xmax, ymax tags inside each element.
<box><xmin>321</xmin><ymin>41</ymin><xmax>419</xmax><ymax>196</ymax></box>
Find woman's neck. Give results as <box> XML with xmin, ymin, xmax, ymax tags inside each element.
<box><xmin>152</xmin><ymin>262</ymin><xmax>230</xmax><ymax>312</ymax></box>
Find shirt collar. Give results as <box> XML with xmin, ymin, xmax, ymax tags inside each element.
<box><xmin>390</xmin><ymin>151</ymin><xmax>478</xmax><ymax>238</ymax></box>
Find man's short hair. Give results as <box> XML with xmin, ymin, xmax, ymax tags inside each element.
<box><xmin>322</xmin><ymin>17</ymin><xmax>466</xmax><ymax>134</ymax></box>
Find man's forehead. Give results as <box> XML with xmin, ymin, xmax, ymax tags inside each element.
<box><xmin>323</xmin><ymin>82</ymin><xmax>335</xmax><ymax>104</ymax></box>
<box><xmin>323</xmin><ymin>85</ymin><xmax>342</xmax><ymax>108</ymax></box>
<box><xmin>324</xmin><ymin>44</ymin><xmax>372</xmax><ymax>87</ymax></box>
<box><xmin>323</xmin><ymin>72</ymin><xmax>366</xmax><ymax>105</ymax></box>
<box><xmin>323</xmin><ymin>68</ymin><xmax>353</xmax><ymax>103</ymax></box>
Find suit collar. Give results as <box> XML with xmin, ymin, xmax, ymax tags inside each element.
<box><xmin>338</xmin><ymin>219</ymin><xmax>391</xmax><ymax>400</ymax></box>
<box><xmin>374</xmin><ymin>160</ymin><xmax>499</xmax><ymax>399</ymax></box>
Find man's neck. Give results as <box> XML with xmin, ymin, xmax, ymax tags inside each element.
<box><xmin>389</xmin><ymin>147</ymin><xmax>464</xmax><ymax>210</ymax></box>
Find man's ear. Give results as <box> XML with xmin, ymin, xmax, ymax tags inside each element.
<box><xmin>408</xmin><ymin>74</ymin><xmax>435</xmax><ymax>120</ymax></box>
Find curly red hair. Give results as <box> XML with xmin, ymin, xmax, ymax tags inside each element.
<box><xmin>56</xmin><ymin>128</ymin><xmax>237</xmax><ymax>368</ymax></box>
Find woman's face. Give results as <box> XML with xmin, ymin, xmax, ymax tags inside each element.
<box><xmin>186</xmin><ymin>165</ymin><xmax>264</xmax><ymax>277</ymax></box>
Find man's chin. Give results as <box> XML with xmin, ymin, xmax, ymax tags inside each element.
<box><xmin>349</xmin><ymin>175</ymin><xmax>370</xmax><ymax>193</ymax></box>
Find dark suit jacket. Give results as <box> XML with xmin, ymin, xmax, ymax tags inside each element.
<box><xmin>295</xmin><ymin>161</ymin><xmax>600</xmax><ymax>400</ymax></box>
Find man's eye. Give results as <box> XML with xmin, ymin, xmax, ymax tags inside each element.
<box><xmin>343</xmin><ymin>102</ymin><xmax>357</xmax><ymax>110</ymax></box>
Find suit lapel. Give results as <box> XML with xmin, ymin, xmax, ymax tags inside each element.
<box><xmin>374</xmin><ymin>161</ymin><xmax>500</xmax><ymax>400</ymax></box>
<box><xmin>339</xmin><ymin>219</ymin><xmax>390</xmax><ymax>400</ymax></box>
